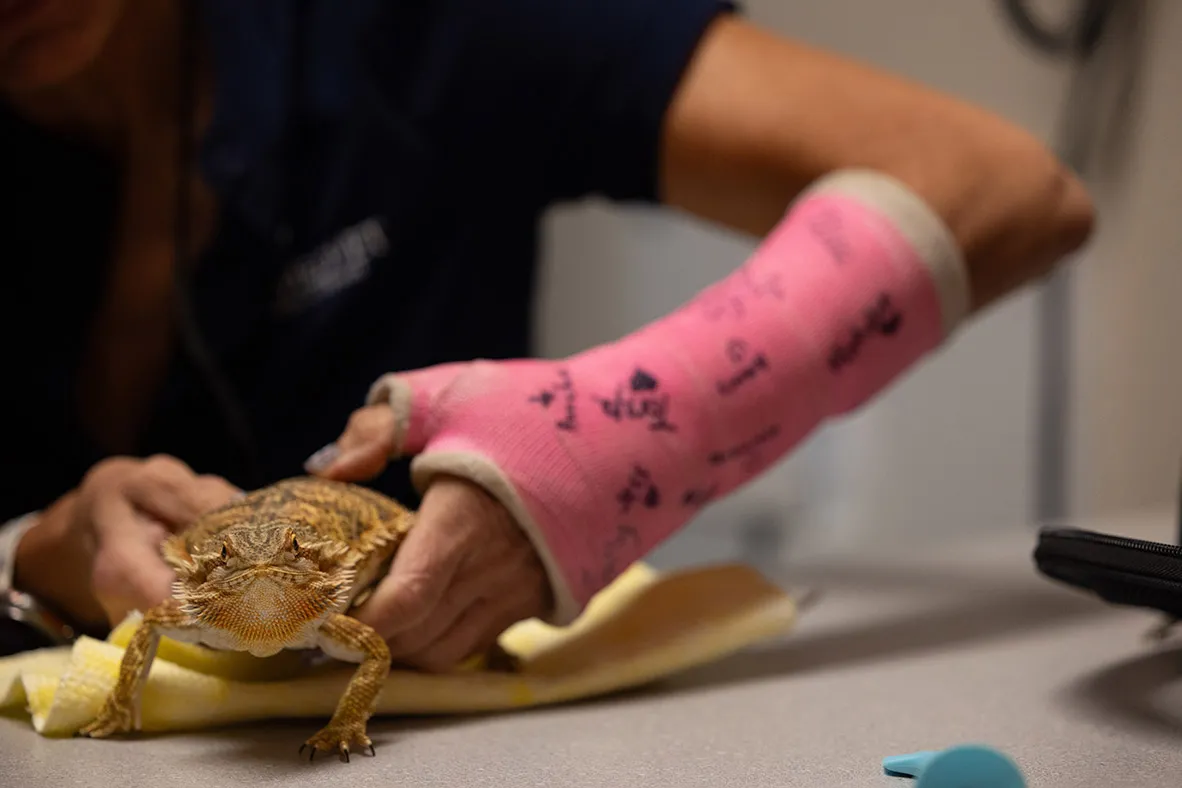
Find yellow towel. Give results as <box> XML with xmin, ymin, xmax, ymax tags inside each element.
<box><xmin>0</xmin><ymin>562</ymin><xmax>798</xmax><ymax>738</ymax></box>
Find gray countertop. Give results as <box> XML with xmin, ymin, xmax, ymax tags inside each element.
<box><xmin>3</xmin><ymin>509</ymin><xmax>1182</xmax><ymax>787</ymax></box>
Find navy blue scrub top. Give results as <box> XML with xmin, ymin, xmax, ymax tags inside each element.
<box><xmin>0</xmin><ymin>0</ymin><xmax>736</xmax><ymax>519</ymax></box>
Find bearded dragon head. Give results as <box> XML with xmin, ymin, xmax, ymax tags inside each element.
<box><xmin>169</xmin><ymin>520</ymin><xmax>357</xmax><ymax>656</ymax></box>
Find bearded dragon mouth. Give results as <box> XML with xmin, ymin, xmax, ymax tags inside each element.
<box><xmin>239</xmin><ymin>576</ymin><xmax>298</xmax><ymax>618</ymax></box>
<box><xmin>186</xmin><ymin>574</ymin><xmax>339</xmax><ymax>647</ymax></box>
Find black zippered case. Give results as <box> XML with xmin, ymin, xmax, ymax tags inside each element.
<box><xmin>1034</xmin><ymin>525</ymin><xmax>1182</xmax><ymax>619</ymax></box>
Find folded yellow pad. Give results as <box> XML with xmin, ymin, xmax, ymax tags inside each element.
<box><xmin>0</xmin><ymin>562</ymin><xmax>798</xmax><ymax>738</ymax></box>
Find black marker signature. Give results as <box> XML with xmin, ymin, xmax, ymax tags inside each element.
<box><xmin>526</xmin><ymin>368</ymin><xmax>578</xmax><ymax>431</ymax></box>
<box><xmin>583</xmin><ymin>524</ymin><xmax>641</xmax><ymax>591</ymax></box>
<box><xmin>828</xmin><ymin>293</ymin><xmax>903</xmax><ymax>373</ymax></box>
<box><xmin>701</xmin><ymin>265</ymin><xmax>784</xmax><ymax>322</ymax></box>
<box><xmin>708</xmin><ymin>424</ymin><xmax>782</xmax><ymax>473</ymax></box>
<box><xmin>617</xmin><ymin>465</ymin><xmax>661</xmax><ymax>513</ymax></box>
<box><xmin>682</xmin><ymin>484</ymin><xmax>720</xmax><ymax>509</ymax></box>
<box><xmin>717</xmin><ymin>338</ymin><xmax>770</xmax><ymax>395</ymax></box>
<box><xmin>594</xmin><ymin>367</ymin><xmax>678</xmax><ymax>432</ymax></box>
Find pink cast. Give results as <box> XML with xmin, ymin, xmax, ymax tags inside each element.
<box><xmin>366</xmin><ymin>169</ymin><xmax>970</xmax><ymax>623</ymax></box>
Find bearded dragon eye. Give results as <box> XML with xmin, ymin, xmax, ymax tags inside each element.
<box><xmin>221</xmin><ymin>543</ymin><xmax>229</xmax><ymax>560</ymax></box>
<box><xmin>291</xmin><ymin>536</ymin><xmax>300</xmax><ymax>553</ymax></box>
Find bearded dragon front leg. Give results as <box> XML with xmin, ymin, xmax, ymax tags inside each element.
<box><xmin>300</xmin><ymin>613</ymin><xmax>391</xmax><ymax>762</ymax></box>
<box><xmin>80</xmin><ymin>598</ymin><xmax>199</xmax><ymax>738</ymax></box>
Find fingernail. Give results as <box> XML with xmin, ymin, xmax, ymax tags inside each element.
<box><xmin>304</xmin><ymin>443</ymin><xmax>340</xmax><ymax>473</ymax></box>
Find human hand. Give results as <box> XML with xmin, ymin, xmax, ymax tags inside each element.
<box><xmin>308</xmin><ymin>406</ymin><xmax>552</xmax><ymax>671</ymax></box>
<box><xmin>13</xmin><ymin>455</ymin><xmax>241</xmax><ymax>630</ymax></box>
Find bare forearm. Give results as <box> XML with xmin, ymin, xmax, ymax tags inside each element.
<box><xmin>661</xmin><ymin>17</ymin><xmax>1095</xmax><ymax>310</ymax></box>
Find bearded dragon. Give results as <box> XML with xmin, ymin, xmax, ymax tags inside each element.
<box><xmin>79</xmin><ymin>475</ymin><xmax>515</xmax><ymax>761</ymax></box>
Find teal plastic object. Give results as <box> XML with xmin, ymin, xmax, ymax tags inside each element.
<box><xmin>882</xmin><ymin>744</ymin><xmax>1026</xmax><ymax>787</ymax></box>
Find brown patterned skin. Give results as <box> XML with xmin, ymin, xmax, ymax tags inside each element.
<box><xmin>79</xmin><ymin>476</ymin><xmax>421</xmax><ymax>761</ymax></box>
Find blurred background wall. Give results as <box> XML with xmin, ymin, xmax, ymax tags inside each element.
<box><xmin>530</xmin><ymin>0</ymin><xmax>1182</xmax><ymax>569</ymax></box>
